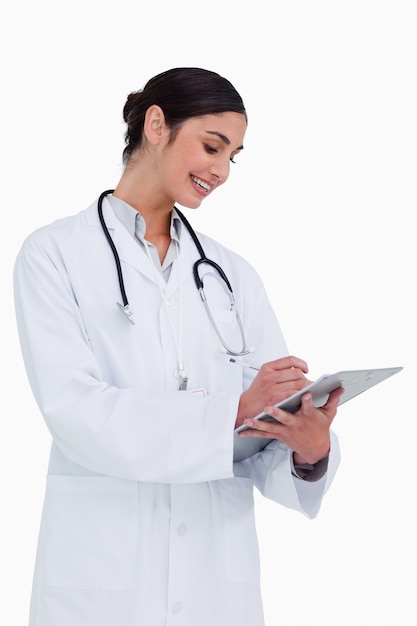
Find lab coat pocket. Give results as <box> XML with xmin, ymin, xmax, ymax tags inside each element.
<box><xmin>40</xmin><ymin>475</ymin><xmax>138</xmax><ymax>591</ymax></box>
<box><xmin>220</xmin><ymin>477</ymin><xmax>260</xmax><ymax>584</ymax></box>
<box><xmin>206</xmin><ymin>308</ymin><xmax>243</xmax><ymax>353</ymax></box>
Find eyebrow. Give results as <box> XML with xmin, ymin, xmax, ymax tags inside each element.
<box><xmin>206</xmin><ymin>130</ymin><xmax>244</xmax><ymax>151</ymax></box>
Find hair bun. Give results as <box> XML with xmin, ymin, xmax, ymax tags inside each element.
<box><xmin>123</xmin><ymin>90</ymin><xmax>143</xmax><ymax>124</ymax></box>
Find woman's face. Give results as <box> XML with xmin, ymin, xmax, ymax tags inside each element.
<box><xmin>157</xmin><ymin>111</ymin><xmax>247</xmax><ymax>209</ymax></box>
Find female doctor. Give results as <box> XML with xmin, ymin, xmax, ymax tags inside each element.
<box><xmin>13</xmin><ymin>67</ymin><xmax>343</xmax><ymax>626</ymax></box>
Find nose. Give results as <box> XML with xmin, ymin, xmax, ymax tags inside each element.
<box><xmin>210</xmin><ymin>156</ymin><xmax>230</xmax><ymax>184</ymax></box>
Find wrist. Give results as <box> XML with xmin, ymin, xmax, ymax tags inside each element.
<box><xmin>293</xmin><ymin>446</ymin><xmax>330</xmax><ymax>466</ymax></box>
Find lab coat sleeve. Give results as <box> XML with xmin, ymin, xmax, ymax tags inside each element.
<box><xmin>234</xmin><ymin>431</ymin><xmax>341</xmax><ymax>519</ymax></box>
<box><xmin>226</xmin><ymin>271</ymin><xmax>341</xmax><ymax>519</ymax></box>
<box><xmin>13</xmin><ymin>234</ymin><xmax>238</xmax><ymax>484</ymax></box>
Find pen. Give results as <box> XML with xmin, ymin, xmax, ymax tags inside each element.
<box><xmin>229</xmin><ymin>358</ymin><xmax>260</xmax><ymax>371</ymax></box>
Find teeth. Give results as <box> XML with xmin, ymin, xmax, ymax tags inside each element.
<box><xmin>191</xmin><ymin>176</ymin><xmax>211</xmax><ymax>191</ymax></box>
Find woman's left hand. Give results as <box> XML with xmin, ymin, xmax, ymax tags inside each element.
<box><xmin>238</xmin><ymin>386</ymin><xmax>344</xmax><ymax>465</ymax></box>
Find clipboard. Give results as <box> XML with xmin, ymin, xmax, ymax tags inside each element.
<box><xmin>233</xmin><ymin>366</ymin><xmax>403</xmax><ymax>462</ymax></box>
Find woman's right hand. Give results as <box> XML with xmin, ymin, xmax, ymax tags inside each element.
<box><xmin>234</xmin><ymin>355</ymin><xmax>310</xmax><ymax>429</ymax></box>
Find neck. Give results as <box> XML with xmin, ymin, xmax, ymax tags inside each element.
<box><xmin>113</xmin><ymin>184</ymin><xmax>173</xmax><ymax>238</ymax></box>
<box><xmin>113</xmin><ymin>173</ymin><xmax>175</xmax><ymax>262</ymax></box>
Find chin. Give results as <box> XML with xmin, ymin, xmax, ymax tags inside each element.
<box><xmin>177</xmin><ymin>197</ymin><xmax>204</xmax><ymax>210</ymax></box>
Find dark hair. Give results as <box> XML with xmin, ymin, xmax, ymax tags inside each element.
<box><xmin>122</xmin><ymin>67</ymin><xmax>247</xmax><ymax>164</ymax></box>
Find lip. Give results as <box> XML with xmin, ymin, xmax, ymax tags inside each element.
<box><xmin>190</xmin><ymin>174</ymin><xmax>213</xmax><ymax>196</ymax></box>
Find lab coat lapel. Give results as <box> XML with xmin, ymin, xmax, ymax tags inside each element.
<box><xmin>95</xmin><ymin>197</ymin><xmax>160</xmax><ymax>286</ymax></box>
<box><xmin>113</xmin><ymin>223</ymin><xmax>160</xmax><ymax>286</ymax></box>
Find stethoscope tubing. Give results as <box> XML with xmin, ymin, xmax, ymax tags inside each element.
<box><xmin>97</xmin><ymin>190</ymin><xmax>250</xmax><ymax>355</ymax></box>
<box><xmin>98</xmin><ymin>189</ymin><xmax>129</xmax><ymax>308</ymax></box>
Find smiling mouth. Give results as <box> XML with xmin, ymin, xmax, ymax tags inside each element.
<box><xmin>191</xmin><ymin>175</ymin><xmax>212</xmax><ymax>192</ymax></box>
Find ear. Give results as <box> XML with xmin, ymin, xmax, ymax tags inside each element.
<box><xmin>143</xmin><ymin>105</ymin><xmax>168</xmax><ymax>146</ymax></box>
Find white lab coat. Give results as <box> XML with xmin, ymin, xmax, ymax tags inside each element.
<box><xmin>14</xmin><ymin>197</ymin><xmax>340</xmax><ymax>626</ymax></box>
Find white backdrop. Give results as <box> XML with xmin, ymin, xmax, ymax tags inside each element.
<box><xmin>1</xmin><ymin>1</ymin><xmax>415</xmax><ymax>624</ymax></box>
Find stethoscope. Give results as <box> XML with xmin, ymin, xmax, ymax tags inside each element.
<box><xmin>97</xmin><ymin>189</ymin><xmax>250</xmax><ymax>357</ymax></box>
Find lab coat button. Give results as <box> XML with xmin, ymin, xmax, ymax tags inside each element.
<box><xmin>171</xmin><ymin>602</ymin><xmax>183</xmax><ymax>614</ymax></box>
<box><xmin>166</xmin><ymin>296</ymin><xmax>176</xmax><ymax>305</ymax></box>
<box><xmin>177</xmin><ymin>523</ymin><xmax>187</xmax><ymax>536</ymax></box>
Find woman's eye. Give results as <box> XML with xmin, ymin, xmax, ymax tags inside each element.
<box><xmin>204</xmin><ymin>144</ymin><xmax>217</xmax><ymax>154</ymax></box>
<box><xmin>230</xmin><ymin>158</ymin><xmax>236</xmax><ymax>164</ymax></box>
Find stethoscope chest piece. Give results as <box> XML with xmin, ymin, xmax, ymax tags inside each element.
<box><xmin>116</xmin><ymin>302</ymin><xmax>135</xmax><ymax>325</ymax></box>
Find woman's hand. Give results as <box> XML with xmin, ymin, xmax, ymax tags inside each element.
<box><xmin>235</xmin><ymin>355</ymin><xmax>310</xmax><ymax>427</ymax></box>
<box><xmin>235</xmin><ymin>356</ymin><xmax>344</xmax><ymax>464</ymax></box>
<box><xmin>240</xmin><ymin>387</ymin><xmax>344</xmax><ymax>464</ymax></box>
